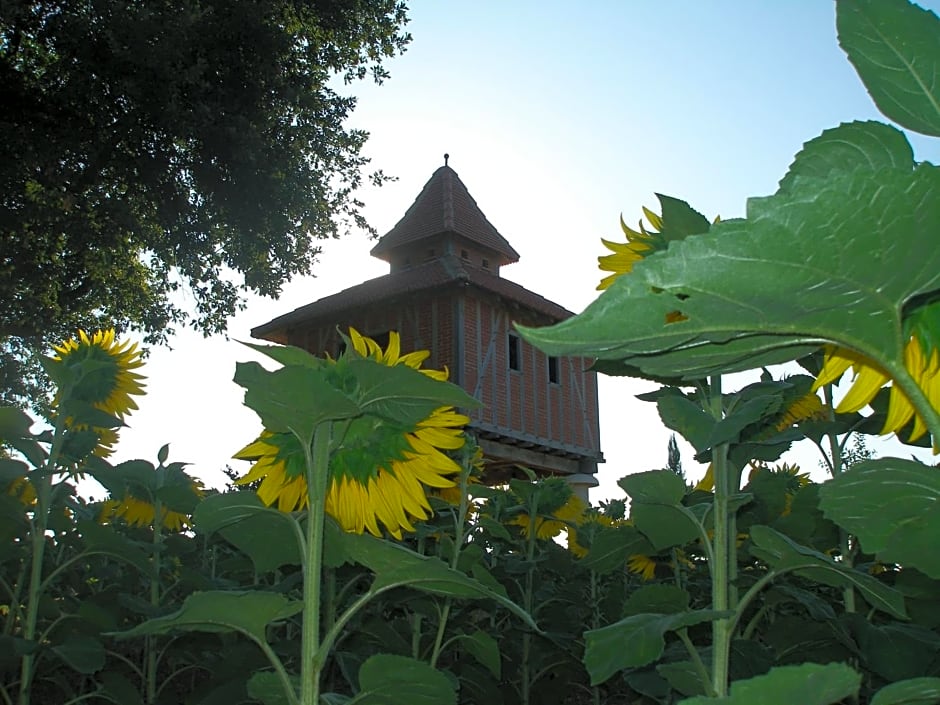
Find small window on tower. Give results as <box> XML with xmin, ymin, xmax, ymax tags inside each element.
<box><xmin>482</xmin><ymin>258</ymin><xmax>490</xmax><ymax>269</ymax></box>
<box><xmin>548</xmin><ymin>356</ymin><xmax>560</xmax><ymax>384</ymax></box>
<box><xmin>461</xmin><ymin>249</ymin><xmax>469</xmax><ymax>260</ymax></box>
<box><xmin>508</xmin><ymin>333</ymin><xmax>520</xmax><ymax>371</ymax></box>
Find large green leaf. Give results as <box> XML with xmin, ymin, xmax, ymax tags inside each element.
<box><xmin>749</xmin><ymin>525</ymin><xmax>908</xmax><ymax>619</ymax></box>
<box><xmin>780</xmin><ymin>121</ymin><xmax>914</xmax><ymax>192</ymax></box>
<box><xmin>619</xmin><ymin>469</ymin><xmax>687</xmax><ymax>504</ymax></box>
<box><xmin>194</xmin><ymin>492</ymin><xmax>302</xmax><ymax>572</ymax></box>
<box><xmin>455</xmin><ymin>630</ymin><xmax>501</xmax><ymax>679</ymax></box>
<box><xmin>678</xmin><ymin>662</ymin><xmax>860</xmax><ymax>705</ymax></box>
<box><xmin>345</xmin><ymin>358</ymin><xmax>479</xmax><ymax>425</ymax></box>
<box><xmin>517</xmin><ymin>163</ymin><xmax>940</xmax><ymax>381</ymax></box>
<box><xmin>51</xmin><ymin>635</ymin><xmax>105</xmax><ymax>674</ymax></box>
<box><xmin>619</xmin><ymin>470</ymin><xmax>701</xmax><ymax>550</ymax></box>
<box><xmin>871</xmin><ymin>677</ymin><xmax>940</xmax><ymax>705</ymax></box>
<box><xmin>580</xmin><ymin>523</ymin><xmax>652</xmax><ymax>575</ymax></box>
<box><xmin>352</xmin><ymin>654</ymin><xmax>456</xmax><ymax>705</ymax></box>
<box><xmin>234</xmin><ymin>361</ymin><xmax>359</xmax><ymax>442</ymax></box>
<box><xmin>113</xmin><ymin>590</ymin><xmax>303</xmax><ymax>644</ymax></box>
<box><xmin>583</xmin><ymin>610</ymin><xmax>730</xmax><ymax>685</ymax></box>
<box><xmin>837</xmin><ymin>0</ymin><xmax>940</xmax><ymax>136</ymax></box>
<box><xmin>327</xmin><ymin>522</ymin><xmax>537</xmax><ymax>629</ymax></box>
<box><xmin>818</xmin><ymin>457</ymin><xmax>940</xmax><ymax>578</ymax></box>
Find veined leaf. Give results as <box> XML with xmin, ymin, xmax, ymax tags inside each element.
<box><xmin>678</xmin><ymin>662</ymin><xmax>860</xmax><ymax>705</ymax></box>
<box><xmin>819</xmin><ymin>458</ymin><xmax>940</xmax><ymax>579</ymax></box>
<box><xmin>112</xmin><ymin>590</ymin><xmax>303</xmax><ymax>644</ymax></box>
<box><xmin>517</xmin><ymin>163</ymin><xmax>940</xmax><ymax>382</ymax></box>
<box><xmin>780</xmin><ymin>121</ymin><xmax>914</xmax><ymax>192</ymax></box>
<box><xmin>871</xmin><ymin>677</ymin><xmax>940</xmax><ymax>705</ymax></box>
<box><xmin>194</xmin><ymin>492</ymin><xmax>303</xmax><ymax>573</ymax></box>
<box><xmin>838</xmin><ymin>0</ymin><xmax>940</xmax><ymax>136</ymax></box>
<box><xmin>749</xmin><ymin>525</ymin><xmax>907</xmax><ymax>619</ymax></box>
<box><xmin>352</xmin><ymin>654</ymin><xmax>456</xmax><ymax>705</ymax></box>
<box><xmin>584</xmin><ymin>610</ymin><xmax>730</xmax><ymax>685</ymax></box>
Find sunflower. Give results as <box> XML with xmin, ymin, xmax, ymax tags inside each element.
<box><xmin>99</xmin><ymin>491</ymin><xmax>200</xmax><ymax>532</ymax></box>
<box><xmin>627</xmin><ymin>553</ymin><xmax>659</xmax><ymax>581</ymax></box>
<box><xmin>567</xmin><ymin>509</ymin><xmax>615</xmax><ymax>558</ymax></box>
<box><xmin>597</xmin><ymin>208</ymin><xmax>663</xmax><ymax>290</ymax></box>
<box><xmin>50</xmin><ymin>329</ymin><xmax>146</xmax><ymax>456</ymax></box>
<box><xmin>512</xmin><ymin>492</ymin><xmax>587</xmax><ymax>541</ymax></box>
<box><xmin>813</xmin><ymin>334</ymin><xmax>940</xmax><ymax>444</ymax></box>
<box><xmin>235</xmin><ymin>329</ymin><xmax>470</xmax><ymax>540</ymax></box>
<box><xmin>597</xmin><ymin>203</ymin><xmax>719</xmax><ymax>290</ymax></box>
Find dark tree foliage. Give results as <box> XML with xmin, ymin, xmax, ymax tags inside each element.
<box><xmin>0</xmin><ymin>0</ymin><xmax>410</xmax><ymax>409</ymax></box>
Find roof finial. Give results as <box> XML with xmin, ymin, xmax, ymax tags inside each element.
<box><xmin>444</xmin><ymin>153</ymin><xmax>450</xmax><ymax>167</ymax></box>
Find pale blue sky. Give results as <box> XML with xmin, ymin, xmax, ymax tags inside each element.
<box><xmin>110</xmin><ymin>1</ymin><xmax>940</xmax><ymax>501</ymax></box>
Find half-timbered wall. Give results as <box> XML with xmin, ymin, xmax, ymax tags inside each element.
<box><xmin>282</xmin><ymin>287</ymin><xmax>601</xmax><ymax>472</ymax></box>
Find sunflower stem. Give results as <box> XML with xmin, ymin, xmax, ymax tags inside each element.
<box><xmin>145</xmin><ymin>494</ymin><xmax>164</xmax><ymax>705</ymax></box>
<box><xmin>300</xmin><ymin>423</ymin><xmax>331</xmax><ymax>705</ymax></box>
<box><xmin>823</xmin><ymin>384</ymin><xmax>857</xmax><ymax>613</ymax></box>
<box><xmin>18</xmin><ymin>416</ymin><xmax>67</xmax><ymax>705</ymax></box>
<box><xmin>707</xmin><ymin>375</ymin><xmax>733</xmax><ymax>699</ymax></box>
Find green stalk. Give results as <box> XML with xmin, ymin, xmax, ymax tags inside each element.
<box><xmin>17</xmin><ymin>419</ymin><xmax>66</xmax><ymax>705</ymax></box>
<box><xmin>707</xmin><ymin>375</ymin><xmax>733</xmax><ymax>698</ymax></box>
<box><xmin>884</xmin><ymin>357</ymin><xmax>940</xmax><ymax>446</ymax></box>
<box><xmin>145</xmin><ymin>496</ymin><xmax>164</xmax><ymax>705</ymax></box>
<box><xmin>520</xmin><ymin>499</ymin><xmax>539</xmax><ymax>705</ymax></box>
<box><xmin>17</xmin><ymin>473</ymin><xmax>51</xmax><ymax>705</ymax></box>
<box><xmin>429</xmin><ymin>453</ymin><xmax>472</xmax><ymax>668</ymax></box>
<box><xmin>589</xmin><ymin>570</ymin><xmax>601</xmax><ymax>705</ymax></box>
<box><xmin>823</xmin><ymin>384</ymin><xmax>856</xmax><ymax>613</ymax></box>
<box><xmin>300</xmin><ymin>424</ymin><xmax>332</xmax><ymax>705</ymax></box>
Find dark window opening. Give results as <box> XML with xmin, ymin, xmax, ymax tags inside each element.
<box><xmin>548</xmin><ymin>356</ymin><xmax>560</xmax><ymax>384</ymax></box>
<box><xmin>460</xmin><ymin>249</ymin><xmax>469</xmax><ymax>260</ymax></box>
<box><xmin>508</xmin><ymin>333</ymin><xmax>520</xmax><ymax>371</ymax></box>
<box><xmin>426</xmin><ymin>248</ymin><xmax>436</xmax><ymax>260</ymax></box>
<box><xmin>482</xmin><ymin>258</ymin><xmax>490</xmax><ymax>269</ymax></box>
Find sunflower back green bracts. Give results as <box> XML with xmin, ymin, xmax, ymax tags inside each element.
<box><xmin>234</xmin><ymin>328</ymin><xmax>479</xmax><ymax>539</ymax></box>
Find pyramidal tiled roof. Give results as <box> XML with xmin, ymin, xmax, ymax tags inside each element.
<box><xmin>370</xmin><ymin>163</ymin><xmax>521</xmax><ymax>265</ymax></box>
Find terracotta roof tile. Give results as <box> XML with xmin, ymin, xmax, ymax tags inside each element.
<box><xmin>370</xmin><ymin>165</ymin><xmax>520</xmax><ymax>265</ymax></box>
<box><xmin>251</xmin><ymin>256</ymin><xmax>571</xmax><ymax>340</ymax></box>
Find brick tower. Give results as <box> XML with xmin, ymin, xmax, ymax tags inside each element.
<box><xmin>252</xmin><ymin>157</ymin><xmax>603</xmax><ymax>498</ymax></box>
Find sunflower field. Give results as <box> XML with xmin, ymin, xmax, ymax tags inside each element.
<box><xmin>3</xmin><ymin>0</ymin><xmax>940</xmax><ymax>703</ymax></box>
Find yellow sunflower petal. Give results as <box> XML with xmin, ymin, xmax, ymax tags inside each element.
<box><xmin>836</xmin><ymin>364</ymin><xmax>890</xmax><ymax>414</ymax></box>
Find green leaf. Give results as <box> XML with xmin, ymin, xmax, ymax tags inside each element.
<box><xmin>852</xmin><ymin>617</ymin><xmax>940</xmax><ymax>682</ymax></box>
<box><xmin>657</xmin><ymin>194</ymin><xmax>712</xmax><ymax>241</ymax></box>
<box><xmin>353</xmin><ymin>653</ymin><xmax>456</xmax><ymax>705</ymax></box>
<box><xmin>234</xmin><ymin>361</ymin><xmax>359</xmax><ymax>442</ymax></box>
<box><xmin>77</xmin><ymin>520</ymin><xmax>150</xmax><ymax>574</ymax></box>
<box><xmin>619</xmin><ymin>469</ymin><xmax>687</xmax><ymax>504</ymax></box>
<box><xmin>516</xmin><ymin>164</ymin><xmax>940</xmax><ymax>381</ymax></box>
<box><xmin>631</xmin><ymin>504</ymin><xmax>701</xmax><ymax>551</ymax></box>
<box><xmin>346</xmin><ymin>358</ymin><xmax>479</xmax><ymax>425</ymax></box>
<box><xmin>327</xmin><ymin>522</ymin><xmax>537</xmax><ymax>629</ymax></box>
<box><xmin>837</xmin><ymin>0</ymin><xmax>940</xmax><ymax>136</ymax></box>
<box><xmin>622</xmin><ymin>584</ymin><xmax>691</xmax><ymax>617</ymax></box>
<box><xmin>194</xmin><ymin>492</ymin><xmax>302</xmax><ymax>572</ymax></box>
<box><xmin>749</xmin><ymin>524</ymin><xmax>907</xmax><ymax>619</ymax></box>
<box><xmin>98</xmin><ymin>672</ymin><xmax>144</xmax><ymax>705</ymax></box>
<box><xmin>456</xmin><ymin>630</ymin><xmax>501</xmax><ymax>679</ymax></box>
<box><xmin>658</xmin><ymin>661</ymin><xmax>707</xmax><ymax>697</ymax></box>
<box><xmin>871</xmin><ymin>677</ymin><xmax>940</xmax><ymax>705</ymax></box>
<box><xmin>581</xmin><ymin>523</ymin><xmax>651</xmax><ymax>575</ymax></box>
<box><xmin>51</xmin><ymin>635</ymin><xmax>105</xmax><ymax>674</ymax></box>
<box><xmin>246</xmin><ymin>671</ymin><xmax>296</xmax><ymax>705</ymax></box>
<box><xmin>584</xmin><ymin>610</ymin><xmax>730</xmax><ymax>685</ymax></box>
<box><xmin>818</xmin><ymin>457</ymin><xmax>940</xmax><ymax>579</ymax></box>
<box><xmin>678</xmin><ymin>662</ymin><xmax>860</xmax><ymax>705</ymax></box>
<box><xmin>780</xmin><ymin>121</ymin><xmax>914</xmax><ymax>192</ymax></box>
<box><xmin>0</xmin><ymin>407</ymin><xmax>45</xmax><ymax>467</ymax></box>
<box><xmin>113</xmin><ymin>590</ymin><xmax>303</xmax><ymax>644</ymax></box>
